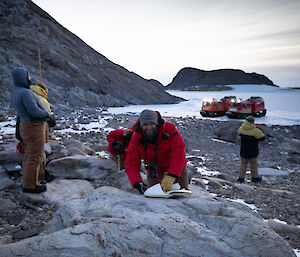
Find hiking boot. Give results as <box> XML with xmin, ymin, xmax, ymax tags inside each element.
<box><xmin>251</xmin><ymin>176</ymin><xmax>262</xmax><ymax>182</ymax></box>
<box><xmin>22</xmin><ymin>184</ymin><xmax>47</xmax><ymax>193</ymax></box>
<box><xmin>236</xmin><ymin>177</ymin><xmax>245</xmax><ymax>183</ymax></box>
<box><xmin>45</xmin><ymin>174</ymin><xmax>56</xmax><ymax>183</ymax></box>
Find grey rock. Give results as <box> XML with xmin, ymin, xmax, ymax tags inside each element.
<box><xmin>288</xmin><ymin>154</ymin><xmax>300</xmax><ymax>164</ymax></box>
<box><xmin>89</xmin><ymin>143</ymin><xmax>108</xmax><ymax>152</ymax></box>
<box><xmin>233</xmin><ymin>183</ymin><xmax>254</xmax><ymax>193</ymax></box>
<box><xmin>0</xmin><ymin>235</ymin><xmax>13</xmax><ymax>246</ymax></box>
<box><xmin>213</xmin><ymin>121</ymin><xmax>241</xmax><ymax>143</ymax></box>
<box><xmin>7</xmin><ymin>214</ymin><xmax>23</xmax><ymax>226</ymax></box>
<box><xmin>46</xmin><ymin>143</ymin><xmax>68</xmax><ymax>162</ymax></box>
<box><xmin>64</xmin><ymin>139</ymin><xmax>95</xmax><ymax>156</ymax></box>
<box><xmin>281</xmin><ymin>138</ymin><xmax>300</xmax><ymax>154</ymax></box>
<box><xmin>0</xmin><ymin>198</ymin><xmax>17</xmax><ymax>216</ymax></box>
<box><xmin>20</xmin><ymin>179</ymin><xmax>94</xmax><ymax>206</ymax></box>
<box><xmin>2</xmin><ymin>185</ymin><xmax>291</xmax><ymax>257</ymax></box>
<box><xmin>46</xmin><ymin>155</ymin><xmax>116</xmax><ymax>180</ymax></box>
<box><xmin>0</xmin><ymin>177</ymin><xmax>15</xmax><ymax>191</ymax></box>
<box><xmin>267</xmin><ymin>220</ymin><xmax>300</xmax><ymax>235</ymax></box>
<box><xmin>258</xmin><ymin>167</ymin><xmax>289</xmax><ymax>177</ymax></box>
<box><xmin>12</xmin><ymin>229</ymin><xmax>38</xmax><ymax>240</ymax></box>
<box><xmin>0</xmin><ymin>143</ymin><xmax>22</xmax><ymax>165</ymax></box>
<box><xmin>44</xmin><ymin>143</ymin><xmax>52</xmax><ymax>155</ymax></box>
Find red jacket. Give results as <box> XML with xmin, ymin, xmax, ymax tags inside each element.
<box><xmin>107</xmin><ymin>129</ymin><xmax>130</xmax><ymax>156</ymax></box>
<box><xmin>126</xmin><ymin>119</ymin><xmax>186</xmax><ymax>186</ymax></box>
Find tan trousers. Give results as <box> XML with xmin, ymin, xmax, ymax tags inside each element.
<box><xmin>239</xmin><ymin>157</ymin><xmax>258</xmax><ymax>179</ymax></box>
<box><xmin>20</xmin><ymin>122</ymin><xmax>46</xmax><ymax>189</ymax></box>
<box><xmin>45</xmin><ymin>123</ymin><xmax>49</xmax><ymax>143</ymax></box>
<box><xmin>147</xmin><ymin>167</ymin><xmax>190</xmax><ymax>190</ymax></box>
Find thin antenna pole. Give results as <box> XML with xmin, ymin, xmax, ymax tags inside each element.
<box><xmin>38</xmin><ymin>48</ymin><xmax>42</xmax><ymax>83</ymax></box>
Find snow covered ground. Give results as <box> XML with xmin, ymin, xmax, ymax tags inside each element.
<box><xmin>108</xmin><ymin>84</ymin><xmax>300</xmax><ymax>125</ymax></box>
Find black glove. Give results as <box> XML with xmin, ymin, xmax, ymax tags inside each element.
<box><xmin>47</xmin><ymin>115</ymin><xmax>56</xmax><ymax>128</ymax></box>
<box><xmin>112</xmin><ymin>140</ymin><xmax>122</xmax><ymax>151</ymax></box>
<box><xmin>133</xmin><ymin>182</ymin><xmax>148</xmax><ymax>194</ymax></box>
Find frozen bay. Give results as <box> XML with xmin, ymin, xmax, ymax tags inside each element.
<box><xmin>108</xmin><ymin>85</ymin><xmax>300</xmax><ymax>125</ymax></box>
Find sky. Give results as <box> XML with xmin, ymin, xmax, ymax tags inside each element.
<box><xmin>32</xmin><ymin>0</ymin><xmax>300</xmax><ymax>88</ymax></box>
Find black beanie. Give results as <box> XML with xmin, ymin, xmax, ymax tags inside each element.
<box><xmin>139</xmin><ymin>109</ymin><xmax>158</xmax><ymax>127</ymax></box>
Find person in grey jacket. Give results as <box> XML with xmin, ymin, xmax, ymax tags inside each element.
<box><xmin>10</xmin><ymin>67</ymin><xmax>54</xmax><ymax>193</ymax></box>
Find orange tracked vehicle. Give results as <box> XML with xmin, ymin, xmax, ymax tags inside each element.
<box><xmin>200</xmin><ymin>98</ymin><xmax>226</xmax><ymax>117</ymax></box>
<box><xmin>221</xmin><ymin>96</ymin><xmax>237</xmax><ymax>111</ymax></box>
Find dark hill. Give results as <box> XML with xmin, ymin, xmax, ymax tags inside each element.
<box><xmin>0</xmin><ymin>0</ymin><xmax>181</xmax><ymax>107</ymax></box>
<box><xmin>166</xmin><ymin>67</ymin><xmax>277</xmax><ymax>91</ymax></box>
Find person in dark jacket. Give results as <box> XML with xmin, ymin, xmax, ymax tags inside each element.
<box><xmin>237</xmin><ymin>116</ymin><xmax>265</xmax><ymax>183</ymax></box>
<box><xmin>10</xmin><ymin>67</ymin><xmax>55</xmax><ymax>193</ymax></box>
<box><xmin>107</xmin><ymin>128</ymin><xmax>133</xmax><ymax>170</ymax></box>
<box><xmin>125</xmin><ymin>109</ymin><xmax>189</xmax><ymax>194</ymax></box>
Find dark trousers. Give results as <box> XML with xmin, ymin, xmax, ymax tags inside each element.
<box><xmin>147</xmin><ymin>167</ymin><xmax>190</xmax><ymax>189</ymax></box>
<box><xmin>20</xmin><ymin>122</ymin><xmax>46</xmax><ymax>189</ymax></box>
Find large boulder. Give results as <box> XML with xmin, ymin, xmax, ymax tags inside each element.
<box><xmin>20</xmin><ymin>179</ymin><xmax>94</xmax><ymax>206</ymax></box>
<box><xmin>63</xmin><ymin>139</ymin><xmax>95</xmax><ymax>156</ymax></box>
<box><xmin>45</xmin><ymin>154</ymin><xmax>141</xmax><ymax>191</ymax></box>
<box><xmin>46</xmin><ymin>155</ymin><xmax>116</xmax><ymax>180</ymax></box>
<box><xmin>281</xmin><ymin>138</ymin><xmax>300</xmax><ymax>154</ymax></box>
<box><xmin>0</xmin><ymin>185</ymin><xmax>294</xmax><ymax>257</ymax></box>
<box><xmin>0</xmin><ymin>198</ymin><xmax>16</xmax><ymax>216</ymax></box>
<box><xmin>46</xmin><ymin>141</ymin><xmax>68</xmax><ymax>160</ymax></box>
<box><xmin>213</xmin><ymin>121</ymin><xmax>241</xmax><ymax>143</ymax></box>
<box><xmin>281</xmin><ymin>138</ymin><xmax>300</xmax><ymax>164</ymax></box>
<box><xmin>0</xmin><ymin>143</ymin><xmax>22</xmax><ymax>165</ymax></box>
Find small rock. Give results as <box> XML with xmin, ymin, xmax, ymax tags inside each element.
<box><xmin>21</xmin><ymin>222</ymin><xmax>29</xmax><ymax>230</ymax></box>
<box><xmin>0</xmin><ymin>198</ymin><xmax>17</xmax><ymax>216</ymax></box>
<box><xmin>258</xmin><ymin>167</ymin><xmax>289</xmax><ymax>177</ymax></box>
<box><xmin>0</xmin><ymin>177</ymin><xmax>15</xmax><ymax>191</ymax></box>
<box><xmin>0</xmin><ymin>235</ymin><xmax>13</xmax><ymax>245</ymax></box>
<box><xmin>13</xmin><ymin>229</ymin><xmax>39</xmax><ymax>240</ymax></box>
<box><xmin>234</xmin><ymin>183</ymin><xmax>254</xmax><ymax>193</ymax></box>
<box><xmin>7</xmin><ymin>214</ymin><xmax>24</xmax><ymax>226</ymax></box>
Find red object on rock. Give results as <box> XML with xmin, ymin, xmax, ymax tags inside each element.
<box><xmin>16</xmin><ymin>142</ymin><xmax>24</xmax><ymax>157</ymax></box>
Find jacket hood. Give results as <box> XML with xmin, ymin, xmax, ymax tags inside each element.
<box><xmin>30</xmin><ymin>85</ymin><xmax>48</xmax><ymax>98</ymax></box>
<box><xmin>11</xmin><ymin>68</ymin><xmax>30</xmax><ymax>88</ymax></box>
<box><xmin>240</xmin><ymin>121</ymin><xmax>256</xmax><ymax>130</ymax></box>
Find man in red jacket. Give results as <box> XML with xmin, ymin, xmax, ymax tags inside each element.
<box><xmin>125</xmin><ymin>109</ymin><xmax>189</xmax><ymax>194</ymax></box>
<box><xmin>107</xmin><ymin>128</ymin><xmax>133</xmax><ymax>170</ymax></box>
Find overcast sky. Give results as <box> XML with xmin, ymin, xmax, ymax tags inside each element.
<box><xmin>32</xmin><ymin>0</ymin><xmax>300</xmax><ymax>87</ymax></box>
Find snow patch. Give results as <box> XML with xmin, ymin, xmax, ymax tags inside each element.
<box><xmin>227</xmin><ymin>198</ymin><xmax>258</xmax><ymax>211</ymax></box>
<box><xmin>294</xmin><ymin>249</ymin><xmax>300</xmax><ymax>257</ymax></box>
<box><xmin>196</xmin><ymin>167</ymin><xmax>220</xmax><ymax>177</ymax></box>
<box><xmin>212</xmin><ymin>138</ymin><xmax>235</xmax><ymax>145</ymax></box>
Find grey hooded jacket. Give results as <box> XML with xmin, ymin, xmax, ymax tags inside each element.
<box><xmin>10</xmin><ymin>67</ymin><xmax>50</xmax><ymax>122</ymax></box>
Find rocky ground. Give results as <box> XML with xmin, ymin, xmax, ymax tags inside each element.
<box><xmin>0</xmin><ymin>106</ymin><xmax>299</xmax><ymax>249</ymax></box>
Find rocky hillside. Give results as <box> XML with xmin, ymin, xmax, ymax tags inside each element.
<box><xmin>166</xmin><ymin>67</ymin><xmax>277</xmax><ymax>90</ymax></box>
<box><xmin>0</xmin><ymin>0</ymin><xmax>181</xmax><ymax>108</ymax></box>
